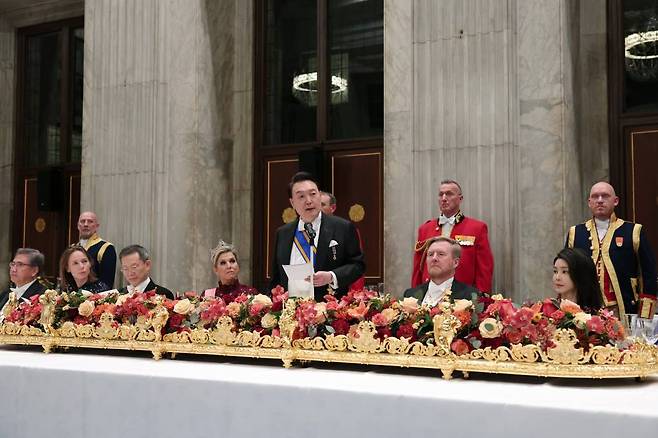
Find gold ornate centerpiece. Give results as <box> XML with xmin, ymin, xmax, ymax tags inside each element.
<box><xmin>1</xmin><ymin>287</ymin><xmax>657</xmax><ymax>380</ymax></box>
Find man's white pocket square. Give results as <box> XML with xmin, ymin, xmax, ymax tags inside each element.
<box><xmin>329</xmin><ymin>240</ymin><xmax>339</xmax><ymax>247</ymax></box>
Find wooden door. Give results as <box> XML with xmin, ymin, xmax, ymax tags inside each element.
<box><xmin>626</xmin><ymin>127</ymin><xmax>658</xmax><ymax>254</ymax></box>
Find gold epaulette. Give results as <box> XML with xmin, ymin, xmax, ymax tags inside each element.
<box><xmin>637</xmin><ymin>295</ymin><xmax>656</xmax><ymax>319</ymax></box>
<box><xmin>97</xmin><ymin>242</ymin><xmax>113</xmax><ymax>262</ymax></box>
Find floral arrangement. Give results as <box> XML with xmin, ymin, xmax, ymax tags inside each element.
<box><xmin>453</xmin><ymin>295</ymin><xmax>626</xmax><ymax>355</ymax></box>
<box><xmin>1</xmin><ymin>288</ymin><xmax>628</xmax><ymax>356</ymax></box>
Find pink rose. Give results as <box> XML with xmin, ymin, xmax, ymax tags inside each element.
<box><xmin>559</xmin><ymin>299</ymin><xmax>582</xmax><ymax>315</ymax></box>
<box><xmin>249</xmin><ymin>303</ymin><xmax>264</xmax><ymax>316</ymax></box>
<box><xmin>451</xmin><ymin>339</ymin><xmax>470</xmax><ymax>355</ymax></box>
<box><xmin>586</xmin><ymin>315</ymin><xmax>605</xmax><ymax>333</ymax></box>
<box><xmin>371</xmin><ymin>312</ymin><xmax>388</xmax><ymax>327</ymax></box>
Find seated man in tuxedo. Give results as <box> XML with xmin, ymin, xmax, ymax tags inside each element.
<box><xmin>0</xmin><ymin>248</ymin><xmax>49</xmax><ymax>310</ymax></box>
<box><xmin>403</xmin><ymin>236</ymin><xmax>479</xmax><ymax>305</ymax></box>
<box><xmin>118</xmin><ymin>245</ymin><xmax>174</xmax><ymax>299</ymax></box>
<box><xmin>270</xmin><ymin>172</ymin><xmax>365</xmax><ymax>301</ymax></box>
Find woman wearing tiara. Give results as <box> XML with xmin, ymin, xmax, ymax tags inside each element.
<box><xmin>204</xmin><ymin>240</ymin><xmax>258</xmax><ymax>302</ymax></box>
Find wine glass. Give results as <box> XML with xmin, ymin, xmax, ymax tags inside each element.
<box><xmin>631</xmin><ymin>315</ymin><xmax>658</xmax><ymax>344</ymax></box>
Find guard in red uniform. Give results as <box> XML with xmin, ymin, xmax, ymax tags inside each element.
<box><xmin>411</xmin><ymin>180</ymin><xmax>494</xmax><ymax>292</ymax></box>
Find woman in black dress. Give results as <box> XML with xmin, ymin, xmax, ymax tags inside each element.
<box><xmin>552</xmin><ymin>247</ymin><xmax>602</xmax><ymax>311</ymax></box>
<box><xmin>58</xmin><ymin>246</ymin><xmax>109</xmax><ymax>293</ymax></box>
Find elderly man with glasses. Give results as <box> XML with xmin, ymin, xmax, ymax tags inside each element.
<box><xmin>0</xmin><ymin>248</ymin><xmax>48</xmax><ymax>310</ymax></box>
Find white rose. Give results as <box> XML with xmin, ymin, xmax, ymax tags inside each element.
<box><xmin>173</xmin><ymin>298</ymin><xmax>195</xmax><ymax>315</ymax></box>
<box><xmin>261</xmin><ymin>313</ymin><xmax>278</xmax><ymax>329</ymax></box>
<box><xmin>479</xmin><ymin>317</ymin><xmax>503</xmax><ymax>338</ymax></box>
<box><xmin>78</xmin><ymin>300</ymin><xmax>95</xmax><ymax>317</ymax></box>
<box><xmin>400</xmin><ymin>297</ymin><xmax>419</xmax><ymax>313</ymax></box>
<box><xmin>491</xmin><ymin>294</ymin><xmax>504</xmax><ymax>301</ymax></box>
<box><xmin>252</xmin><ymin>294</ymin><xmax>273</xmax><ymax>307</ymax></box>
<box><xmin>453</xmin><ymin>299</ymin><xmax>473</xmax><ymax>312</ymax></box>
<box><xmin>115</xmin><ymin>294</ymin><xmax>129</xmax><ymax>306</ymax></box>
<box><xmin>573</xmin><ymin>312</ymin><xmax>592</xmax><ymax>329</ymax></box>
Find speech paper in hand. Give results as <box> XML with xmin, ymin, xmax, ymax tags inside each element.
<box><xmin>283</xmin><ymin>262</ymin><xmax>314</xmax><ymax>298</ymax></box>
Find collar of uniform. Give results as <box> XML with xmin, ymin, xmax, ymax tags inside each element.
<box><xmin>435</xmin><ymin>210</ymin><xmax>464</xmax><ymax>229</ymax></box>
<box><xmin>82</xmin><ymin>233</ymin><xmax>103</xmax><ymax>250</ymax></box>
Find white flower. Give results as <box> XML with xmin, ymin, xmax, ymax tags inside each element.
<box><xmin>453</xmin><ymin>299</ymin><xmax>473</xmax><ymax>312</ymax></box>
<box><xmin>78</xmin><ymin>300</ymin><xmax>95</xmax><ymax>317</ymax></box>
<box><xmin>400</xmin><ymin>297</ymin><xmax>419</xmax><ymax>313</ymax></box>
<box><xmin>174</xmin><ymin>298</ymin><xmax>195</xmax><ymax>315</ymax></box>
<box><xmin>115</xmin><ymin>294</ymin><xmax>129</xmax><ymax>306</ymax></box>
<box><xmin>573</xmin><ymin>312</ymin><xmax>592</xmax><ymax>329</ymax></box>
<box><xmin>479</xmin><ymin>317</ymin><xmax>503</xmax><ymax>338</ymax></box>
<box><xmin>252</xmin><ymin>294</ymin><xmax>272</xmax><ymax>307</ymax></box>
<box><xmin>261</xmin><ymin>313</ymin><xmax>278</xmax><ymax>329</ymax></box>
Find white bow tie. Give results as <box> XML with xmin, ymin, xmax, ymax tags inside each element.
<box><xmin>439</xmin><ymin>215</ymin><xmax>455</xmax><ymax>226</ymax></box>
<box><xmin>9</xmin><ymin>287</ymin><xmax>16</xmax><ymax>294</ymax></box>
<box><xmin>127</xmin><ymin>285</ymin><xmax>139</xmax><ymax>294</ymax></box>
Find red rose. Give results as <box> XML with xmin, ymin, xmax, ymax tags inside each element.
<box><xmin>234</xmin><ymin>294</ymin><xmax>248</xmax><ymax>303</ymax></box>
<box><xmin>331</xmin><ymin>319</ymin><xmax>350</xmax><ymax>335</ymax></box>
<box><xmin>271</xmin><ymin>300</ymin><xmax>283</xmax><ymax>312</ymax></box>
<box><xmin>505</xmin><ymin>328</ymin><xmax>523</xmax><ymax>344</ymax></box>
<box><xmin>168</xmin><ymin>313</ymin><xmax>185</xmax><ymax>328</ymax></box>
<box><xmin>541</xmin><ymin>299</ymin><xmax>559</xmax><ymax>318</ymax></box>
<box><xmin>451</xmin><ymin>339</ymin><xmax>470</xmax><ymax>355</ymax></box>
<box><xmin>396</xmin><ymin>323</ymin><xmax>416</xmax><ymax>341</ymax></box>
<box><xmin>376</xmin><ymin>327</ymin><xmax>392</xmax><ymax>340</ymax></box>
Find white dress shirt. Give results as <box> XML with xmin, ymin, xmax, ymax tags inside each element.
<box><xmin>127</xmin><ymin>277</ymin><xmax>151</xmax><ymax>294</ymax></box>
<box><xmin>422</xmin><ymin>277</ymin><xmax>454</xmax><ymax>306</ymax></box>
<box><xmin>289</xmin><ymin>213</ymin><xmax>338</xmax><ymax>289</ymax></box>
<box><xmin>594</xmin><ymin>218</ymin><xmax>610</xmax><ymax>241</ymax></box>
<box><xmin>11</xmin><ymin>279</ymin><xmax>37</xmax><ymax>301</ymax></box>
<box><xmin>439</xmin><ymin>214</ymin><xmax>456</xmax><ymax>237</ymax></box>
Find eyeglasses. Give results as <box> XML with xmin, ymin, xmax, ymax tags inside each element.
<box><xmin>9</xmin><ymin>261</ymin><xmax>32</xmax><ymax>269</ymax></box>
<box><xmin>120</xmin><ymin>263</ymin><xmax>143</xmax><ymax>273</ymax></box>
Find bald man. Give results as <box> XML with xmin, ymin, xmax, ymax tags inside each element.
<box><xmin>566</xmin><ymin>182</ymin><xmax>657</xmax><ymax>318</ymax></box>
<box><xmin>78</xmin><ymin>211</ymin><xmax>117</xmax><ymax>288</ymax></box>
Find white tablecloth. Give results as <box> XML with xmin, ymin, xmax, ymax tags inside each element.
<box><xmin>0</xmin><ymin>346</ymin><xmax>657</xmax><ymax>438</ymax></box>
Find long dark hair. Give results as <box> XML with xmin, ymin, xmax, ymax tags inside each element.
<box><xmin>58</xmin><ymin>246</ymin><xmax>97</xmax><ymax>292</ymax></box>
<box><xmin>554</xmin><ymin>248</ymin><xmax>602</xmax><ymax>310</ymax></box>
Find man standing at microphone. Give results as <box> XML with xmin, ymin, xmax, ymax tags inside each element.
<box><xmin>270</xmin><ymin>172</ymin><xmax>365</xmax><ymax>301</ymax></box>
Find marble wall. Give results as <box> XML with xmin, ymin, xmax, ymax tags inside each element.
<box><xmin>384</xmin><ymin>0</ymin><xmax>608</xmax><ymax>301</ymax></box>
<box><xmin>82</xmin><ymin>0</ymin><xmax>252</xmax><ymax>292</ymax></box>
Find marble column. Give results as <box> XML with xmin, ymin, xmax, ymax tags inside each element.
<box><xmin>384</xmin><ymin>0</ymin><xmax>608</xmax><ymax>302</ymax></box>
<box><xmin>82</xmin><ymin>0</ymin><xmax>252</xmax><ymax>293</ymax></box>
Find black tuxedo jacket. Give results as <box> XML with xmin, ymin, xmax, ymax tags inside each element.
<box><xmin>0</xmin><ymin>279</ymin><xmax>47</xmax><ymax>309</ymax></box>
<box><xmin>119</xmin><ymin>279</ymin><xmax>174</xmax><ymax>299</ymax></box>
<box><xmin>270</xmin><ymin>213</ymin><xmax>365</xmax><ymax>301</ymax></box>
<box><xmin>402</xmin><ymin>279</ymin><xmax>479</xmax><ymax>303</ymax></box>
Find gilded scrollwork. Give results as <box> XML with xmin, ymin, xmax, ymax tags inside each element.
<box><xmin>2</xmin><ymin>298</ymin><xmax>658</xmax><ymax>379</ymax></box>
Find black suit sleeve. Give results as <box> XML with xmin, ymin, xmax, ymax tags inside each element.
<box><xmin>269</xmin><ymin>228</ymin><xmax>284</xmax><ymax>294</ymax></box>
